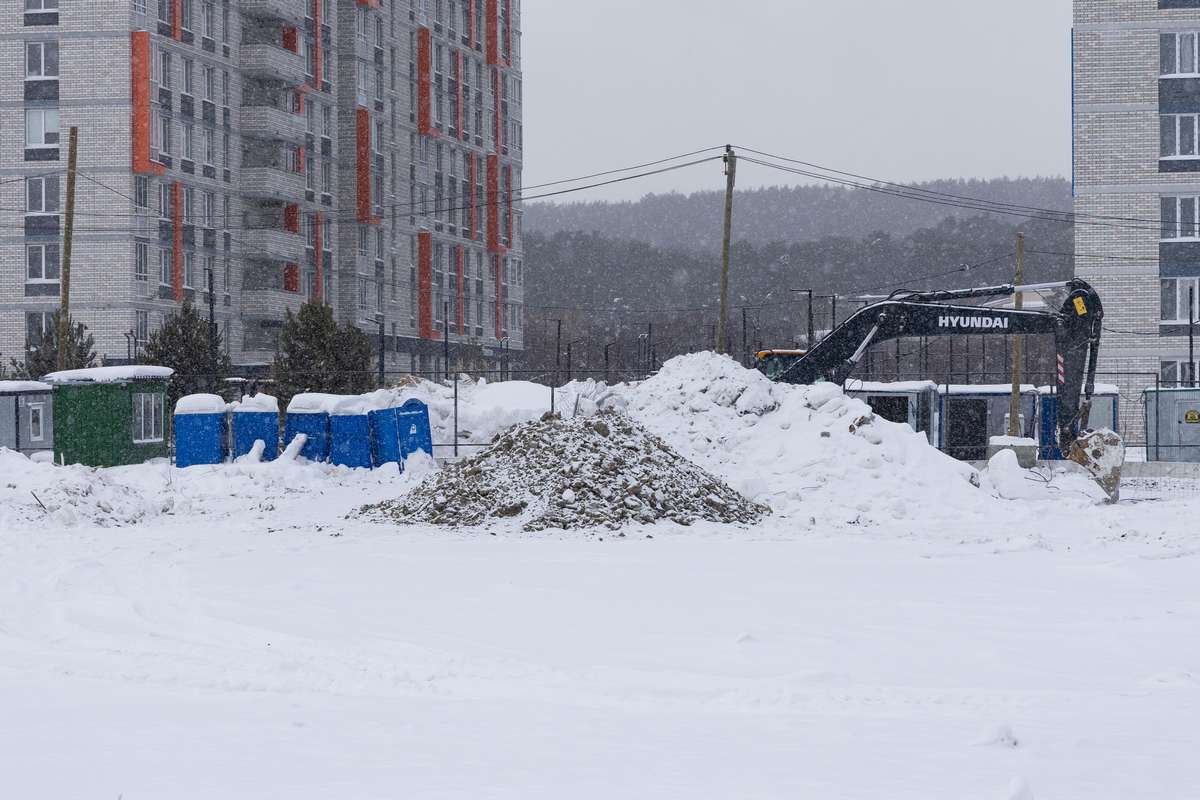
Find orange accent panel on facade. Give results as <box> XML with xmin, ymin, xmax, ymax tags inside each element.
<box><xmin>283</xmin><ymin>263</ymin><xmax>300</xmax><ymax>293</ymax></box>
<box><xmin>503</xmin><ymin>0</ymin><xmax>512</xmax><ymax>65</ymax></box>
<box><xmin>485</xmin><ymin>0</ymin><xmax>499</xmax><ymax>65</ymax></box>
<box><xmin>284</xmin><ymin>203</ymin><xmax>300</xmax><ymax>233</ymax></box>
<box><xmin>172</xmin><ymin>181</ymin><xmax>184</xmax><ymax>303</ymax></box>
<box><xmin>131</xmin><ymin>32</ymin><xmax>164</xmax><ymax>176</ymax></box>
<box><xmin>504</xmin><ymin>163</ymin><xmax>513</xmax><ymax>247</ymax></box>
<box><xmin>468</xmin><ymin>152</ymin><xmax>478</xmax><ymax>239</ymax></box>
<box><xmin>283</xmin><ymin>26</ymin><xmax>299</xmax><ymax>53</ymax></box>
<box><xmin>468</xmin><ymin>0</ymin><xmax>477</xmax><ymax>47</ymax></box>
<box><xmin>173</xmin><ymin>0</ymin><xmax>182</xmax><ymax>40</ymax></box>
<box><xmin>356</xmin><ymin>107</ymin><xmax>373</xmax><ymax>223</ymax></box>
<box><xmin>455</xmin><ymin>245</ymin><xmax>466</xmax><ymax>335</ymax></box>
<box><xmin>418</xmin><ymin>231</ymin><xmax>434</xmax><ymax>340</ymax></box>
<box><xmin>314</xmin><ymin>212</ymin><xmax>325</xmax><ymax>303</ymax></box>
<box><xmin>417</xmin><ymin>28</ymin><xmax>435</xmax><ymax>136</ymax></box>
<box><xmin>456</xmin><ymin>50</ymin><xmax>465</xmax><ymax>140</ymax></box>
<box><xmin>486</xmin><ymin>155</ymin><xmax>503</xmax><ymax>254</ymax></box>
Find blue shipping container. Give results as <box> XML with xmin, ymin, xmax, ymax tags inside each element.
<box><xmin>233</xmin><ymin>410</ymin><xmax>279</xmax><ymax>461</ymax></box>
<box><xmin>175</xmin><ymin>412</ymin><xmax>227</xmax><ymax>467</ymax></box>
<box><xmin>285</xmin><ymin>412</ymin><xmax>330</xmax><ymax>462</ymax></box>
<box><xmin>330</xmin><ymin>413</ymin><xmax>373</xmax><ymax>468</ymax></box>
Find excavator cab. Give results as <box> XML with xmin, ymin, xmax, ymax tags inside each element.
<box><xmin>755</xmin><ymin>350</ymin><xmax>807</xmax><ymax>381</ymax></box>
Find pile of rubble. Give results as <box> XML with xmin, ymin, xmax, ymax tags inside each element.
<box><xmin>358</xmin><ymin>411</ymin><xmax>768</xmax><ymax>531</ymax></box>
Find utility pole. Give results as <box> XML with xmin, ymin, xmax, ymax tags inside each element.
<box><xmin>806</xmin><ymin>290</ymin><xmax>814</xmax><ymax>350</ymax></box>
<box><xmin>715</xmin><ymin>145</ymin><xmax>736</xmax><ymax>353</ymax></box>
<box><xmin>647</xmin><ymin>322</ymin><xmax>654</xmax><ymax>373</ymax></box>
<box><xmin>443</xmin><ymin>301</ymin><xmax>450</xmax><ymax>382</ymax></box>
<box><xmin>57</xmin><ymin>126</ymin><xmax>79</xmax><ymax>371</ymax></box>
<box><xmin>208</xmin><ymin>266</ymin><xmax>217</xmax><ymax>378</ymax></box>
<box><xmin>377</xmin><ymin>312</ymin><xmax>386</xmax><ymax>388</ymax></box>
<box><xmin>604</xmin><ymin>340</ymin><xmax>616</xmax><ymax>384</ymax></box>
<box><xmin>1007</xmin><ymin>233</ymin><xmax>1025</xmax><ymax>437</ymax></box>
<box><xmin>1190</xmin><ymin>286</ymin><xmax>1196</xmax><ymax>387</ymax></box>
<box><xmin>553</xmin><ymin>318</ymin><xmax>563</xmax><ymax>383</ymax></box>
<box><xmin>741</xmin><ymin>307</ymin><xmax>748</xmax><ymax>367</ymax></box>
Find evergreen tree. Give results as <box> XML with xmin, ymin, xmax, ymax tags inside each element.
<box><xmin>14</xmin><ymin>311</ymin><xmax>96</xmax><ymax>379</ymax></box>
<box><xmin>273</xmin><ymin>303</ymin><xmax>376</xmax><ymax>405</ymax></box>
<box><xmin>142</xmin><ymin>301</ymin><xmax>231</xmax><ymax>408</ymax></box>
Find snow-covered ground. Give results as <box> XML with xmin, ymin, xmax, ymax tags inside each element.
<box><xmin>2</xmin><ymin>354</ymin><xmax>1199</xmax><ymax>798</ymax></box>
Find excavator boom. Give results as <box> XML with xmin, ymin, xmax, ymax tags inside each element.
<box><xmin>771</xmin><ymin>279</ymin><xmax>1121</xmax><ymax>500</ymax></box>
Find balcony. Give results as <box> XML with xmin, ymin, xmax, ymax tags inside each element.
<box><xmin>241</xmin><ymin>165</ymin><xmax>306</xmax><ymax>202</ymax></box>
<box><xmin>241</xmin><ymin>227</ymin><xmax>304</xmax><ymax>264</ymax></box>
<box><xmin>241</xmin><ymin>288</ymin><xmax>304</xmax><ymax>317</ymax></box>
<box><xmin>238</xmin><ymin>0</ymin><xmax>306</xmax><ymax>26</ymax></box>
<box><xmin>241</xmin><ymin>104</ymin><xmax>306</xmax><ymax>144</ymax></box>
<box><xmin>240</xmin><ymin>42</ymin><xmax>305</xmax><ymax>85</ymax></box>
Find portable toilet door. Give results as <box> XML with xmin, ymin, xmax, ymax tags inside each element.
<box><xmin>369</xmin><ymin>407</ymin><xmax>402</xmax><ymax>468</ymax></box>
<box><xmin>232</xmin><ymin>394</ymin><xmax>280</xmax><ymax>461</ymax></box>
<box><xmin>329</xmin><ymin>410</ymin><xmax>374</xmax><ymax>469</ymax></box>
<box><xmin>173</xmin><ymin>394</ymin><xmax>228</xmax><ymax>467</ymax></box>
<box><xmin>397</xmin><ymin>399</ymin><xmax>434</xmax><ymax>459</ymax></box>
<box><xmin>284</xmin><ymin>394</ymin><xmax>334</xmax><ymax>462</ymax></box>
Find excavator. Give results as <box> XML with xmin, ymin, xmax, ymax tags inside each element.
<box><xmin>758</xmin><ymin>279</ymin><xmax>1124</xmax><ymax>501</ymax></box>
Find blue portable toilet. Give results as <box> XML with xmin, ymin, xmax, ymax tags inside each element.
<box><xmin>1037</xmin><ymin>384</ymin><xmax>1120</xmax><ymax>460</ymax></box>
<box><xmin>285</xmin><ymin>393</ymin><xmax>334</xmax><ymax>462</ymax></box>
<box><xmin>329</xmin><ymin>396</ymin><xmax>374</xmax><ymax>469</ymax></box>
<box><xmin>369</xmin><ymin>407</ymin><xmax>402</xmax><ymax>468</ymax></box>
<box><xmin>173</xmin><ymin>393</ymin><xmax>228</xmax><ymax>467</ymax></box>
<box><xmin>232</xmin><ymin>394</ymin><xmax>279</xmax><ymax>461</ymax></box>
<box><xmin>397</xmin><ymin>398</ymin><xmax>434</xmax><ymax>459</ymax></box>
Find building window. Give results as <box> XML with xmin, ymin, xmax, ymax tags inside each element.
<box><xmin>159</xmin><ymin>49</ymin><xmax>172</xmax><ymax>89</ymax></box>
<box><xmin>26</xmin><ymin>243</ymin><xmax>60</xmax><ymax>282</ymax></box>
<box><xmin>134</xmin><ymin>176</ymin><xmax>149</xmax><ymax>208</ymax></box>
<box><xmin>1161</xmin><ymin>196</ymin><xmax>1200</xmax><ymax>239</ymax></box>
<box><xmin>25</xmin><ymin>108</ymin><xmax>59</xmax><ymax>149</ymax></box>
<box><xmin>28</xmin><ymin>403</ymin><xmax>44</xmax><ymax>442</ymax></box>
<box><xmin>25</xmin><ymin>41</ymin><xmax>58</xmax><ymax>79</ymax></box>
<box><xmin>26</xmin><ymin>311</ymin><xmax>53</xmax><ymax>347</ymax></box>
<box><xmin>1161</xmin><ymin>359</ymin><xmax>1198</xmax><ymax>388</ymax></box>
<box><xmin>184</xmin><ymin>252</ymin><xmax>195</xmax><ymax>288</ymax></box>
<box><xmin>26</xmin><ymin>174</ymin><xmax>60</xmax><ymax>213</ymax></box>
<box><xmin>1162</xmin><ymin>114</ymin><xmax>1200</xmax><ymax>159</ymax></box>
<box><xmin>180</xmin><ymin>0</ymin><xmax>193</xmax><ymax>31</ymax></box>
<box><xmin>135</xmin><ymin>242</ymin><xmax>149</xmax><ymax>282</ymax></box>
<box><xmin>160</xmin><ymin>248</ymin><xmax>172</xmax><ymax>285</ymax></box>
<box><xmin>132</xmin><ymin>392</ymin><xmax>165</xmax><ymax>443</ymax></box>
<box><xmin>1163</xmin><ymin>277</ymin><xmax>1200</xmax><ymax>323</ymax></box>
<box><xmin>1163</xmin><ymin>33</ymin><xmax>1200</xmax><ymax>77</ymax></box>
<box><xmin>136</xmin><ymin>310</ymin><xmax>149</xmax><ymax>341</ymax></box>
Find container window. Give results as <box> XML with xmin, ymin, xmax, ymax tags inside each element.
<box><xmin>133</xmin><ymin>392</ymin><xmax>164</xmax><ymax>443</ymax></box>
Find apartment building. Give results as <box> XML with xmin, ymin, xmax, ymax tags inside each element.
<box><xmin>0</xmin><ymin>0</ymin><xmax>523</xmax><ymax>377</ymax></box>
<box><xmin>1073</xmin><ymin>0</ymin><xmax>1200</xmax><ymax>393</ymax></box>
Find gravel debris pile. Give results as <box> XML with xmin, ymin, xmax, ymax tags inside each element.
<box><xmin>358</xmin><ymin>411</ymin><xmax>769</xmax><ymax>531</ymax></box>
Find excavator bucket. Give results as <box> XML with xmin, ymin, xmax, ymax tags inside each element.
<box><xmin>1068</xmin><ymin>429</ymin><xmax>1125</xmax><ymax>503</ymax></box>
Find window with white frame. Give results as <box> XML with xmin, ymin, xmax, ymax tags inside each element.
<box><xmin>1163</xmin><ymin>33</ymin><xmax>1200</xmax><ymax>77</ymax></box>
<box><xmin>25</xmin><ymin>108</ymin><xmax>59</xmax><ymax>149</ymax></box>
<box><xmin>27</xmin><ymin>243</ymin><xmax>60</xmax><ymax>282</ymax></box>
<box><xmin>26</xmin><ymin>41</ymin><xmax>58</xmax><ymax>79</ymax></box>
<box><xmin>132</xmin><ymin>392</ymin><xmax>165</xmax><ymax>443</ymax></box>
<box><xmin>26</xmin><ymin>174</ymin><xmax>59</xmax><ymax>214</ymax></box>
<box><xmin>28</xmin><ymin>403</ymin><xmax>44</xmax><ymax>442</ymax></box>
<box><xmin>1161</xmin><ymin>359</ymin><xmax>1199</xmax><ymax>388</ymax></box>
<box><xmin>180</xmin><ymin>0</ymin><xmax>193</xmax><ymax>31</ymax></box>
<box><xmin>135</xmin><ymin>242</ymin><xmax>149</xmax><ymax>283</ymax></box>
<box><xmin>25</xmin><ymin>0</ymin><xmax>58</xmax><ymax>9</ymax></box>
<box><xmin>1163</xmin><ymin>277</ymin><xmax>1200</xmax><ymax>323</ymax></box>
<box><xmin>136</xmin><ymin>310</ymin><xmax>149</xmax><ymax>341</ymax></box>
<box><xmin>184</xmin><ymin>252</ymin><xmax>195</xmax><ymax>288</ymax></box>
<box><xmin>1161</xmin><ymin>196</ymin><xmax>1200</xmax><ymax>239</ymax></box>
<box><xmin>1162</xmin><ymin>114</ymin><xmax>1200</xmax><ymax>159</ymax></box>
<box><xmin>160</xmin><ymin>248</ymin><xmax>172</xmax><ymax>285</ymax></box>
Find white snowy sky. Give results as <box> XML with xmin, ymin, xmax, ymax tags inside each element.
<box><xmin>521</xmin><ymin>0</ymin><xmax>1073</xmax><ymax>201</ymax></box>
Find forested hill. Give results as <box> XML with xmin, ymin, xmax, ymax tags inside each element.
<box><xmin>524</xmin><ymin>177</ymin><xmax>1071</xmax><ymax>253</ymax></box>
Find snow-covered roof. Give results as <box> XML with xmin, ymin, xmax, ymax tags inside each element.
<box><xmin>0</xmin><ymin>380</ymin><xmax>52</xmax><ymax>394</ymax></box>
<box><xmin>174</xmin><ymin>394</ymin><xmax>228</xmax><ymax>415</ymax></box>
<box><xmin>843</xmin><ymin>380</ymin><xmax>939</xmax><ymax>394</ymax></box>
<box><xmin>1036</xmin><ymin>384</ymin><xmax>1120</xmax><ymax>396</ymax></box>
<box><xmin>43</xmin><ymin>365</ymin><xmax>173</xmax><ymax>385</ymax></box>
<box><xmin>937</xmin><ymin>384</ymin><xmax>1039</xmax><ymax>396</ymax></box>
<box><xmin>287</xmin><ymin>392</ymin><xmax>393</xmax><ymax>415</ymax></box>
<box><xmin>234</xmin><ymin>393</ymin><xmax>279</xmax><ymax>413</ymax></box>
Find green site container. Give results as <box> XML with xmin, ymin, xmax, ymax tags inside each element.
<box><xmin>46</xmin><ymin>366</ymin><xmax>173</xmax><ymax>467</ymax></box>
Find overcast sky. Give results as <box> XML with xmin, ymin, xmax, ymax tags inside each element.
<box><xmin>521</xmin><ymin>0</ymin><xmax>1074</xmax><ymax>202</ymax></box>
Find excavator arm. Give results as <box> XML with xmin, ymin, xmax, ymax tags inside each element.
<box><xmin>775</xmin><ymin>279</ymin><xmax>1109</xmax><ymax>462</ymax></box>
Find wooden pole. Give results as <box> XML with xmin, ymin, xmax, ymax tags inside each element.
<box><xmin>715</xmin><ymin>146</ymin><xmax>736</xmax><ymax>353</ymax></box>
<box><xmin>57</xmin><ymin>126</ymin><xmax>79</xmax><ymax>371</ymax></box>
<box><xmin>1007</xmin><ymin>233</ymin><xmax>1025</xmax><ymax>437</ymax></box>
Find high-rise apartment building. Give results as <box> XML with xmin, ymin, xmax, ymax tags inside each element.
<box><xmin>1073</xmin><ymin>0</ymin><xmax>1199</xmax><ymax>395</ymax></box>
<box><xmin>0</xmin><ymin>0</ymin><xmax>523</xmax><ymax>376</ymax></box>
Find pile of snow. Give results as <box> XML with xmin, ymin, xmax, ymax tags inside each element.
<box><xmin>359</xmin><ymin>411</ymin><xmax>768</xmax><ymax>532</ymax></box>
<box><xmin>608</xmin><ymin>352</ymin><xmax>983</xmax><ymax>527</ymax></box>
<box><xmin>233</xmin><ymin>393</ymin><xmax>278</xmax><ymax>413</ymax></box>
<box><xmin>174</xmin><ymin>393</ymin><xmax>228</xmax><ymax>415</ymax></box>
<box><xmin>982</xmin><ymin>449</ymin><xmax>1108</xmax><ymax>504</ymax></box>
<box><xmin>42</xmin><ymin>365</ymin><xmax>173</xmax><ymax>384</ymax></box>
<box><xmin>0</xmin><ymin>380</ymin><xmax>51</xmax><ymax>393</ymax></box>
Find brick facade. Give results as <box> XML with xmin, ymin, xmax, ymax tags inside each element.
<box><xmin>0</xmin><ymin>0</ymin><xmax>523</xmax><ymax>377</ymax></box>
